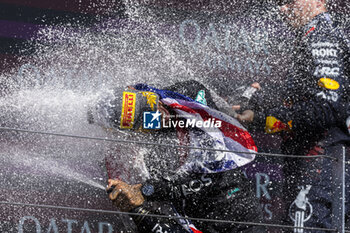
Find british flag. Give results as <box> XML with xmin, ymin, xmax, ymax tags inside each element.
<box><xmin>134</xmin><ymin>84</ymin><xmax>257</xmax><ymax>174</ymax></box>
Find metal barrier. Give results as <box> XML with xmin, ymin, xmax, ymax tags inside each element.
<box><xmin>0</xmin><ymin>201</ymin><xmax>342</xmax><ymax>232</ymax></box>
<box><xmin>0</xmin><ymin>126</ymin><xmax>347</xmax><ymax>232</ymax></box>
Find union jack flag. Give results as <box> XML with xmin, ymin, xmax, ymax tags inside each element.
<box><xmin>134</xmin><ymin>84</ymin><xmax>257</xmax><ymax>173</ymax></box>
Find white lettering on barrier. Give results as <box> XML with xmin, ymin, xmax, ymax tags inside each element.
<box><xmin>18</xmin><ymin>216</ymin><xmax>115</xmax><ymax>233</ymax></box>
<box><xmin>202</xmin><ymin>23</ymin><xmax>221</xmax><ymax>51</ymax></box>
<box><xmin>47</xmin><ymin>218</ymin><xmax>59</xmax><ymax>233</ymax></box>
<box><xmin>18</xmin><ymin>216</ymin><xmax>42</xmax><ymax>233</ymax></box>
<box><xmin>98</xmin><ymin>222</ymin><xmax>113</xmax><ymax>233</ymax></box>
<box><xmin>256</xmin><ymin>173</ymin><xmax>272</xmax><ymax>200</ymax></box>
<box><xmin>263</xmin><ymin>203</ymin><xmax>273</xmax><ymax>220</ymax></box>
<box><xmin>179</xmin><ymin>19</ymin><xmax>271</xmax><ymax>75</ymax></box>
<box><xmin>62</xmin><ymin>219</ymin><xmax>78</xmax><ymax>233</ymax></box>
<box><xmin>179</xmin><ymin>20</ymin><xmax>201</xmax><ymax>49</ymax></box>
<box><xmin>81</xmin><ymin>221</ymin><xmax>92</xmax><ymax>233</ymax></box>
<box><xmin>255</xmin><ymin>173</ymin><xmax>274</xmax><ymax>220</ymax></box>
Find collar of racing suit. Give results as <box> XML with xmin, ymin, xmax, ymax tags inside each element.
<box><xmin>302</xmin><ymin>12</ymin><xmax>332</xmax><ymax>37</ymax></box>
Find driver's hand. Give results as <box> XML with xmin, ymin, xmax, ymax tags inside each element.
<box><xmin>107</xmin><ymin>179</ymin><xmax>145</xmax><ymax>212</ymax></box>
<box><xmin>236</xmin><ymin>110</ymin><xmax>255</xmax><ymax>123</ymax></box>
<box><xmin>230</xmin><ymin>82</ymin><xmax>261</xmax><ymax>113</ymax></box>
<box><xmin>251</xmin><ymin>82</ymin><xmax>261</xmax><ymax>90</ymax></box>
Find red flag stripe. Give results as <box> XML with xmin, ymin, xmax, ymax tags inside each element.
<box><xmin>169</xmin><ymin>103</ymin><xmax>257</xmax><ymax>151</ymax></box>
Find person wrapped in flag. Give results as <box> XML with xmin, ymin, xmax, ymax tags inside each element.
<box><xmin>88</xmin><ymin>80</ymin><xmax>266</xmax><ymax>233</ymax></box>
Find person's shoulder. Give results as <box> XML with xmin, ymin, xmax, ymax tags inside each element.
<box><xmin>303</xmin><ymin>18</ymin><xmax>343</xmax><ymax>49</ymax></box>
<box><xmin>307</xmin><ymin>13</ymin><xmax>342</xmax><ymax>40</ymax></box>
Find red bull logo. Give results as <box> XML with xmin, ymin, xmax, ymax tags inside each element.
<box><xmin>265</xmin><ymin>116</ymin><xmax>292</xmax><ymax>134</ymax></box>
